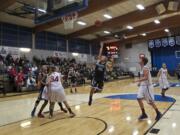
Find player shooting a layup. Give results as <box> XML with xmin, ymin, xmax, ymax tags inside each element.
<box><xmin>88</xmin><ymin>42</ymin><xmax>113</xmax><ymax>106</ymax></box>
<box><xmin>134</xmin><ymin>56</ymin><xmax>162</xmax><ymax>121</ymax></box>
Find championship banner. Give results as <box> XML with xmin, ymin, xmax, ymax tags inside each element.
<box><xmin>148</xmin><ymin>35</ymin><xmax>179</xmax><ymax>49</ymax></box>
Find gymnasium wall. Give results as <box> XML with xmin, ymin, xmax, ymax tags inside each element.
<box><xmin>149</xmin><ymin>37</ymin><xmax>180</xmax><ymax>74</ymax></box>
<box><xmin>0</xmin><ymin>22</ymin><xmax>97</xmax><ymax>63</ymax></box>
<box><xmin>151</xmin><ymin>47</ymin><xmax>180</xmax><ymax>74</ymax></box>
<box><xmin>0</xmin><ymin>22</ymin><xmax>32</xmax><ymax>48</ymax></box>
<box><xmin>119</xmin><ymin>42</ymin><xmax>151</xmax><ymax>75</ymax></box>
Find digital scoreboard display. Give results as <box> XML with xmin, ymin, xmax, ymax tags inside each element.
<box><xmin>104</xmin><ymin>44</ymin><xmax>119</xmax><ymax>58</ymax></box>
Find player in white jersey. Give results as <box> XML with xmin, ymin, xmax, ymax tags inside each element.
<box><xmin>157</xmin><ymin>63</ymin><xmax>170</xmax><ymax>97</ymax></box>
<box><xmin>134</xmin><ymin>56</ymin><xmax>162</xmax><ymax>121</ymax></box>
<box><xmin>47</xmin><ymin>66</ymin><xmax>75</xmax><ymax>118</ymax></box>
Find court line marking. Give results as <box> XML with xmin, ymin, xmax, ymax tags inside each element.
<box><xmin>0</xmin><ymin>92</ymin><xmax>176</xmax><ymax>135</ymax></box>
<box><xmin>0</xmin><ymin>97</ymin><xmax>108</xmax><ymax>127</ymax></box>
<box><xmin>40</xmin><ymin>116</ymin><xmax>107</xmax><ymax>135</ymax></box>
<box><xmin>144</xmin><ymin>98</ymin><xmax>176</xmax><ymax>135</ymax></box>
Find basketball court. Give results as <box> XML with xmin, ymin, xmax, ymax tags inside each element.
<box><xmin>0</xmin><ymin>0</ymin><xmax>180</xmax><ymax>135</ymax></box>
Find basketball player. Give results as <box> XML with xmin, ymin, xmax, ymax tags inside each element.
<box><xmin>134</xmin><ymin>56</ymin><xmax>162</xmax><ymax>121</ymax></box>
<box><xmin>38</xmin><ymin>66</ymin><xmax>69</xmax><ymax>118</ymax></box>
<box><xmin>31</xmin><ymin>66</ymin><xmax>67</xmax><ymax>118</ymax></box>
<box><xmin>31</xmin><ymin>66</ymin><xmax>48</xmax><ymax>117</ymax></box>
<box><xmin>88</xmin><ymin>42</ymin><xmax>107</xmax><ymax>106</ymax></box>
<box><xmin>157</xmin><ymin>63</ymin><xmax>170</xmax><ymax>97</ymax></box>
<box><xmin>47</xmin><ymin>66</ymin><xmax>75</xmax><ymax>118</ymax></box>
<box><xmin>68</xmin><ymin>67</ymin><xmax>78</xmax><ymax>93</ymax></box>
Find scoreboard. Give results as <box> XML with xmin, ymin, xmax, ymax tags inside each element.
<box><xmin>105</xmin><ymin>44</ymin><xmax>119</xmax><ymax>58</ymax></box>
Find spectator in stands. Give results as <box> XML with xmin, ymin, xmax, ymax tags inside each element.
<box><xmin>0</xmin><ymin>60</ymin><xmax>6</xmax><ymax>74</ymax></box>
<box><xmin>27</xmin><ymin>74</ymin><xmax>36</xmax><ymax>90</ymax></box>
<box><xmin>15</xmin><ymin>69</ymin><xmax>24</xmax><ymax>92</ymax></box>
<box><xmin>32</xmin><ymin>64</ymin><xmax>38</xmax><ymax>76</ymax></box>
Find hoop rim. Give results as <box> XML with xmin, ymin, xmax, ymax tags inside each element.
<box><xmin>61</xmin><ymin>11</ymin><xmax>78</xmax><ymax>21</ymax></box>
<box><xmin>61</xmin><ymin>12</ymin><xmax>78</xmax><ymax>29</ymax></box>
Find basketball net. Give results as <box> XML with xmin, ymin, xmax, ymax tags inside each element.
<box><xmin>61</xmin><ymin>12</ymin><xmax>78</xmax><ymax>30</ymax></box>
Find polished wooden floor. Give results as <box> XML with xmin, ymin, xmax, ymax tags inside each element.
<box><xmin>0</xmin><ymin>79</ymin><xmax>179</xmax><ymax>135</ymax></box>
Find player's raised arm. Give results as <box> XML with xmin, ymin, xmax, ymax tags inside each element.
<box><xmin>97</xmin><ymin>42</ymin><xmax>104</xmax><ymax>60</ymax></box>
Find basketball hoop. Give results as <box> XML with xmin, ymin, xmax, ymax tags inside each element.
<box><xmin>61</xmin><ymin>12</ymin><xmax>78</xmax><ymax>30</ymax></box>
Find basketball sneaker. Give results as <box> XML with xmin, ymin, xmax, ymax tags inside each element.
<box><xmin>69</xmin><ymin>112</ymin><xmax>76</xmax><ymax>118</ymax></box>
<box><xmin>138</xmin><ymin>113</ymin><xmax>148</xmax><ymax>120</ymax></box>
<box><xmin>31</xmin><ymin>109</ymin><xmax>36</xmax><ymax>117</ymax></box>
<box><xmin>61</xmin><ymin>108</ymin><xmax>68</xmax><ymax>113</ymax></box>
<box><xmin>155</xmin><ymin>112</ymin><xmax>162</xmax><ymax>121</ymax></box>
<box><xmin>88</xmin><ymin>97</ymin><xmax>92</xmax><ymax>106</ymax></box>
<box><xmin>49</xmin><ymin>114</ymin><xmax>53</xmax><ymax>119</ymax></box>
<box><xmin>161</xmin><ymin>92</ymin><xmax>165</xmax><ymax>97</ymax></box>
<box><xmin>38</xmin><ymin>113</ymin><xmax>45</xmax><ymax>118</ymax></box>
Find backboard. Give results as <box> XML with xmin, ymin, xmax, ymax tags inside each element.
<box><xmin>35</xmin><ymin>0</ymin><xmax>88</xmax><ymax>25</ymax></box>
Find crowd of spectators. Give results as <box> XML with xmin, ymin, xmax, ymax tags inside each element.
<box><xmin>0</xmin><ymin>54</ymin><xmax>94</xmax><ymax>95</ymax></box>
<box><xmin>0</xmin><ymin>53</ymin><xmax>132</xmax><ymax>96</ymax></box>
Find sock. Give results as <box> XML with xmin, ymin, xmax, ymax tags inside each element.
<box><xmin>58</xmin><ymin>102</ymin><xmax>63</xmax><ymax>110</ymax></box>
<box><xmin>141</xmin><ymin>108</ymin><xmax>146</xmax><ymax>114</ymax></box>
<box><xmin>38</xmin><ymin>101</ymin><xmax>48</xmax><ymax>114</ymax></box>
<box><xmin>155</xmin><ymin>109</ymin><xmax>159</xmax><ymax>114</ymax></box>
<box><xmin>50</xmin><ymin>109</ymin><xmax>53</xmax><ymax>116</ymax></box>
<box><xmin>67</xmin><ymin>108</ymin><xmax>73</xmax><ymax>114</ymax></box>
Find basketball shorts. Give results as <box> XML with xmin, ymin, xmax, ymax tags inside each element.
<box><xmin>70</xmin><ymin>78</ymin><xmax>77</xmax><ymax>85</ymax></box>
<box><xmin>137</xmin><ymin>85</ymin><xmax>154</xmax><ymax>104</ymax></box>
<box><xmin>91</xmin><ymin>78</ymin><xmax>104</xmax><ymax>91</ymax></box>
<box><xmin>49</xmin><ymin>87</ymin><xmax>66</xmax><ymax>102</ymax></box>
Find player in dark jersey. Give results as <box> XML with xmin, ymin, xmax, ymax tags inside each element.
<box><xmin>68</xmin><ymin>68</ymin><xmax>78</xmax><ymax>93</ymax></box>
<box><xmin>31</xmin><ymin>66</ymin><xmax>48</xmax><ymax>117</ymax></box>
<box><xmin>88</xmin><ymin>42</ymin><xmax>108</xmax><ymax>106</ymax></box>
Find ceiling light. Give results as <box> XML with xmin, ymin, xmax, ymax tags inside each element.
<box><xmin>77</xmin><ymin>21</ymin><xmax>87</xmax><ymax>26</ymax></box>
<box><xmin>164</xmin><ymin>29</ymin><xmax>169</xmax><ymax>32</ymax></box>
<box><xmin>123</xmin><ymin>35</ymin><xmax>127</xmax><ymax>39</ymax></box>
<box><xmin>154</xmin><ymin>19</ymin><xmax>160</xmax><ymax>24</ymax></box>
<box><xmin>136</xmin><ymin>4</ymin><xmax>145</xmax><ymax>10</ymax></box>
<box><xmin>114</xmin><ymin>35</ymin><xmax>119</xmax><ymax>38</ymax></box>
<box><xmin>126</xmin><ymin>25</ymin><xmax>133</xmax><ymax>30</ymax></box>
<box><xmin>104</xmin><ymin>31</ymin><xmax>111</xmax><ymax>34</ymax></box>
<box><xmin>38</xmin><ymin>8</ymin><xmax>46</xmax><ymax>13</ymax></box>
<box><xmin>141</xmin><ymin>33</ymin><xmax>147</xmax><ymax>36</ymax></box>
<box><xmin>103</xmin><ymin>14</ymin><xmax>112</xmax><ymax>19</ymax></box>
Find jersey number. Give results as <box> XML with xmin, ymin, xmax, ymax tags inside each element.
<box><xmin>51</xmin><ymin>76</ymin><xmax>59</xmax><ymax>82</ymax></box>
